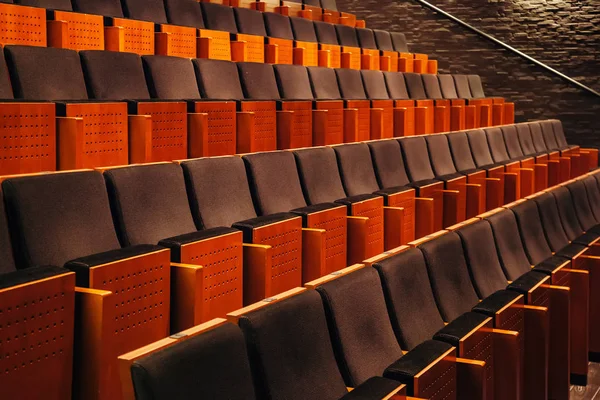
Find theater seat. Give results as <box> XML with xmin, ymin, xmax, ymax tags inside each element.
<box><xmin>289</xmin><ymin>16</ymin><xmax>324</xmax><ymax>66</ymax></box>
<box><xmin>551</xmin><ymin>119</ymin><xmax>597</xmax><ymax>172</ymax></box>
<box><xmin>466</xmin><ymin>128</ymin><xmax>520</xmax><ymax>204</ymax></box>
<box><xmin>242</xmin><ymin>150</ymin><xmax>348</xmax><ymax>278</ymax></box>
<box><xmin>334</xmin><ymin>23</ymin><xmax>366</xmax><ymax>70</ymax></box>
<box><xmin>540</xmin><ymin>120</ymin><xmax>585</xmax><ymax>179</ymax></box>
<box><xmin>399</xmin><ymin>136</ymin><xmax>463</xmax><ymax>229</ymax></box>
<box><xmin>2</xmin><ymin>170</ymin><xmax>170</xmax><ymax>400</ymax></box>
<box><xmin>422</xmin><ymin>73</ymin><xmax>466</xmax><ymax>132</ymax></box>
<box><xmin>368</xmin><ymin>139</ymin><xmax>437</xmax><ymax>238</ymax></box>
<box><xmin>354</xmin><ymin>27</ymin><xmax>384</xmax><ymax>70</ymax></box>
<box><xmin>306</xmin><ymin>265</ymin><xmax>470</xmax><ymax>398</ymax></box>
<box><xmin>201</xmin><ymin>2</ymin><xmax>264</xmax><ymax>62</ymax></box>
<box><xmin>274</xmin><ymin>63</ymin><xmax>344</xmax><ymax>145</ymax></box>
<box><xmin>360</xmin><ymin>69</ymin><xmax>402</xmax><ymax>138</ymax></box>
<box><xmin>437</xmin><ymin>74</ymin><xmax>478</xmax><ymax>129</ymax></box>
<box><xmin>527</xmin><ymin>121</ymin><xmax>572</xmax><ymax>183</ymax></box>
<box><xmin>314</xmin><ymin>20</ymin><xmax>343</xmax><ymax>68</ymax></box>
<box><xmin>193</xmin><ymin>58</ymin><xmax>276</xmax><ymax>153</ymax></box>
<box><xmin>307</xmin><ymin>66</ymin><xmax>363</xmax><ymax>142</ymax></box>
<box><xmin>425</xmin><ymin>134</ymin><xmax>485</xmax><ymax>218</ymax></box>
<box><xmin>447</xmin><ymin>130</ymin><xmax>504</xmax><ymax>210</ymax></box>
<box><xmin>371</xmin><ymin>29</ymin><xmax>399</xmax><ymax>72</ymax></box>
<box><xmin>228</xmin><ymin>288</ymin><xmax>407</xmax><ymax>399</ymax></box>
<box><xmin>502</xmin><ymin>124</ymin><xmax>549</xmax><ymax>192</ymax></box>
<box><xmin>382</xmin><ymin>71</ymin><xmax>431</xmax><ymax>136</ymax></box>
<box><xmin>0</xmin><ymin>194</ymin><xmax>75</xmax><ymax>400</ymax></box>
<box><xmin>237</xmin><ymin>61</ymin><xmax>312</xmax><ymax>149</ymax></box>
<box><xmin>293</xmin><ymin>146</ymin><xmax>384</xmax><ymax>262</ymax></box>
<box><xmin>467</xmin><ymin>74</ymin><xmax>515</xmax><ymax>125</ymax></box>
<box><xmin>335</xmin><ymin>68</ymin><xmax>390</xmax><ymax>140</ymax></box>
<box><xmin>235</xmin><ymin>8</ymin><xmax>287</xmax><ymax>64</ymax></box>
<box><xmin>4</xmin><ymin>45</ymin><xmax>127</xmax><ymax>170</ymax></box>
<box><xmin>80</xmin><ymin>50</ymin><xmax>188</xmax><ymax>163</ymax></box>
<box><xmin>485</xmin><ymin>126</ymin><xmax>533</xmax><ymax>197</ymax></box>
<box><xmin>142</xmin><ymin>54</ymin><xmax>237</xmax><ymax>157</ymax></box>
<box><xmin>180</xmin><ymin>156</ymin><xmax>302</xmax><ymax>304</ymax></box>
<box><xmin>453</xmin><ymin>74</ymin><xmax>497</xmax><ymax>128</ymax></box>
<box><xmin>332</xmin><ymin>142</ymin><xmax>414</xmax><ymax>247</ymax></box>
<box><xmin>404</xmin><ymin>72</ymin><xmax>445</xmax><ymax>134</ymax></box>
<box><xmin>118</xmin><ymin>319</ymin><xmax>257</xmax><ymax>400</ymax></box>
<box><xmin>262</xmin><ymin>12</ymin><xmax>306</xmax><ymax>65</ymax></box>
<box><xmin>389</xmin><ymin>32</ymin><xmax>435</xmax><ymax>74</ymax></box>
<box><xmin>103</xmin><ymin>163</ymin><xmax>243</xmax><ymax>330</ymax></box>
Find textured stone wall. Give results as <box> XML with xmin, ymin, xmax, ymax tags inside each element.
<box><xmin>335</xmin><ymin>0</ymin><xmax>600</xmax><ymax>148</ymax></box>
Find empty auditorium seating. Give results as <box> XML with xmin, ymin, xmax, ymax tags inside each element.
<box><xmin>262</xmin><ymin>12</ymin><xmax>307</xmax><ymax>64</ymax></box>
<box><xmin>437</xmin><ymin>73</ymin><xmax>478</xmax><ymax>129</ymax></box>
<box><xmin>422</xmin><ymin>73</ymin><xmax>466</xmax><ymax>132</ymax></box>
<box><xmin>4</xmin><ymin>45</ymin><xmax>128</xmax><ymax>170</ymax></box>
<box><xmin>289</xmin><ymin>15</ymin><xmax>324</xmax><ymax>66</ymax></box>
<box><xmin>242</xmin><ymin>150</ymin><xmax>348</xmax><ymax>278</ymax></box>
<box><xmin>403</xmin><ymin>72</ymin><xmax>441</xmax><ymax>134</ymax></box>
<box><xmin>1</xmin><ymin>170</ymin><xmax>171</xmax><ymax>400</ymax></box>
<box><xmin>390</xmin><ymin>32</ymin><xmax>436</xmax><ymax>74</ymax></box>
<box><xmin>180</xmin><ymin>156</ymin><xmax>303</xmax><ymax>304</ymax></box>
<box><xmin>338</xmin><ymin>25</ymin><xmax>379</xmax><ymax>70</ymax></box>
<box><xmin>453</xmin><ymin>74</ymin><xmax>502</xmax><ymax>127</ymax></box>
<box><xmin>293</xmin><ymin>146</ymin><xmax>384</xmax><ymax>263</ymax></box>
<box><xmin>102</xmin><ymin>163</ymin><xmax>243</xmax><ymax>330</ymax></box>
<box><xmin>502</xmin><ymin>124</ymin><xmax>549</xmax><ymax>192</ymax></box>
<box><xmin>314</xmin><ymin>20</ymin><xmax>344</xmax><ymax>68</ymax></box>
<box><xmin>382</xmin><ymin>70</ymin><xmax>432</xmax><ymax>136</ymax></box>
<box><xmin>467</xmin><ymin>74</ymin><xmax>515</xmax><ymax>125</ymax></box>
<box><xmin>551</xmin><ymin>119</ymin><xmax>598</xmax><ymax>172</ymax></box>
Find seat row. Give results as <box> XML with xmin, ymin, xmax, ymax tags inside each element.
<box><xmin>119</xmin><ymin>169</ymin><xmax>600</xmax><ymax>400</ymax></box>
<box><xmin>0</xmin><ymin>118</ymin><xmax>594</xmax><ymax>399</ymax></box>
<box><xmin>0</xmin><ymin>45</ymin><xmax>512</xmax><ymax>175</ymax></box>
<box><xmin>0</xmin><ymin>0</ymin><xmax>432</xmax><ymax>71</ymax></box>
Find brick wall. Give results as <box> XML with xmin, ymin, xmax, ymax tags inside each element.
<box><xmin>335</xmin><ymin>0</ymin><xmax>600</xmax><ymax>148</ymax></box>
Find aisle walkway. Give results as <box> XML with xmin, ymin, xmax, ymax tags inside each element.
<box><xmin>572</xmin><ymin>363</ymin><xmax>600</xmax><ymax>399</ymax></box>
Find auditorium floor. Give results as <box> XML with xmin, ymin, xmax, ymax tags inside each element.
<box><xmin>571</xmin><ymin>363</ymin><xmax>600</xmax><ymax>399</ymax></box>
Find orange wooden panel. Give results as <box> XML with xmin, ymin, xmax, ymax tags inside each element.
<box><xmin>320</xmin><ymin>43</ymin><xmax>341</xmax><ymax>68</ymax></box>
<box><xmin>413</xmin><ymin>347</ymin><xmax>457</xmax><ymax>399</ymax></box>
<box><xmin>382</xmin><ymin>50</ymin><xmax>399</xmax><ymax>72</ymax></box>
<box><xmin>159</xmin><ymin>24</ymin><xmax>197</xmax><ymax>58</ymax></box>
<box><xmin>459</xmin><ymin>319</ymin><xmax>495</xmax><ymax>400</ymax></box>
<box><xmin>252</xmin><ymin>217</ymin><xmax>303</xmax><ymax>297</ymax></box>
<box><xmin>52</xmin><ymin>11</ymin><xmax>104</xmax><ymax>51</ymax></box>
<box><xmin>349</xmin><ymin>196</ymin><xmax>384</xmax><ymax>259</ymax></box>
<box><xmin>280</xmin><ymin>100</ymin><xmax>312</xmax><ymax>149</ymax></box>
<box><xmin>179</xmin><ymin>231</ymin><xmax>244</xmax><ymax>323</ymax></box>
<box><xmin>418</xmin><ymin>181</ymin><xmax>444</xmax><ymax>232</ymax></box>
<box><xmin>0</xmin><ymin>272</ymin><xmax>75</xmax><ymax>400</ymax></box>
<box><xmin>466</xmin><ymin>170</ymin><xmax>487</xmax><ymax>217</ymax></box>
<box><xmin>495</xmin><ymin>298</ymin><xmax>526</xmax><ymax>399</ymax></box>
<box><xmin>362</xmin><ymin>48</ymin><xmax>380</xmax><ymax>70</ymax></box>
<box><xmin>240</xmin><ymin>101</ymin><xmax>277</xmax><ymax>152</ymax></box>
<box><xmin>314</xmin><ymin>100</ymin><xmax>344</xmax><ymax>145</ymax></box>
<box><xmin>236</xmin><ymin>33</ymin><xmax>265</xmax><ymax>63</ymax></box>
<box><xmin>0</xmin><ymin>102</ymin><xmax>56</xmax><ymax>175</ymax></box>
<box><xmin>282</xmin><ymin>0</ymin><xmax>303</xmax><ymax>16</ymax></box>
<box><xmin>268</xmin><ymin>37</ymin><xmax>293</xmax><ymax>64</ymax></box>
<box><xmin>346</xmin><ymin>100</ymin><xmax>371</xmax><ymax>142</ymax></box>
<box><xmin>386</xmin><ymin>189</ymin><xmax>416</xmax><ymax>244</ymax></box>
<box><xmin>193</xmin><ymin>101</ymin><xmax>237</xmax><ymax>156</ymax></box>
<box><xmin>112</xmin><ymin>17</ymin><xmax>154</xmax><ymax>55</ymax></box>
<box><xmin>199</xmin><ymin>28</ymin><xmax>231</xmax><ymax>60</ymax></box>
<box><xmin>295</xmin><ymin>40</ymin><xmax>318</xmax><ymax>66</ymax></box>
<box><xmin>303</xmin><ymin>4</ymin><xmax>322</xmax><ymax>20</ymax></box>
<box><xmin>0</xmin><ymin>3</ymin><xmax>46</xmax><ymax>47</ymax></box>
<box><xmin>137</xmin><ymin>101</ymin><xmax>187</xmax><ymax>162</ymax></box>
<box><xmin>260</xmin><ymin>0</ymin><xmax>281</xmax><ymax>12</ymax></box>
<box><xmin>64</xmin><ymin>102</ymin><xmax>128</xmax><ymax>169</ymax></box>
<box><xmin>371</xmin><ymin>99</ymin><xmax>394</xmax><ymax>139</ymax></box>
<box><xmin>341</xmin><ymin>46</ymin><xmax>361</xmax><ymax>70</ymax></box>
<box><xmin>340</xmin><ymin>12</ymin><xmax>356</xmax><ymax>27</ymax></box>
<box><xmin>445</xmin><ymin>176</ymin><xmax>467</xmax><ymax>225</ymax></box>
<box><xmin>85</xmin><ymin>249</ymin><xmax>171</xmax><ymax>400</ymax></box>
<box><xmin>305</xmin><ymin>206</ymin><xmax>348</xmax><ymax>274</ymax></box>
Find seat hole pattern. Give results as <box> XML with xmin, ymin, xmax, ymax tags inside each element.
<box><xmin>296</xmin><ymin>41</ymin><xmax>318</xmax><ymax>67</ymax></box>
<box><xmin>199</xmin><ymin>29</ymin><xmax>231</xmax><ymax>61</ymax></box>
<box><xmin>54</xmin><ymin>11</ymin><xmax>104</xmax><ymax>51</ymax></box>
<box><xmin>269</xmin><ymin>37</ymin><xmax>293</xmax><ymax>65</ymax></box>
<box><xmin>240</xmin><ymin>102</ymin><xmax>277</xmax><ymax>152</ymax></box>
<box><xmin>0</xmin><ymin>104</ymin><xmax>56</xmax><ymax>175</ymax></box>
<box><xmin>160</xmin><ymin>24</ymin><xmax>197</xmax><ymax>59</ymax></box>
<box><xmin>418</xmin><ymin>359</ymin><xmax>457</xmax><ymax>400</ymax></box>
<box><xmin>137</xmin><ymin>102</ymin><xmax>187</xmax><ymax>162</ymax></box>
<box><xmin>65</xmin><ymin>102</ymin><xmax>128</xmax><ymax>168</ymax></box>
<box><xmin>320</xmin><ymin>44</ymin><xmax>341</xmax><ymax>68</ymax></box>
<box><xmin>180</xmin><ymin>232</ymin><xmax>244</xmax><ymax>321</ymax></box>
<box><xmin>253</xmin><ymin>218</ymin><xmax>302</xmax><ymax>296</ymax></box>
<box><xmin>114</xmin><ymin>18</ymin><xmax>154</xmax><ymax>56</ymax></box>
<box><xmin>0</xmin><ymin>274</ymin><xmax>74</xmax><ymax>399</ymax></box>
<box><xmin>0</xmin><ymin>4</ymin><xmax>46</xmax><ymax>47</ymax></box>
<box><xmin>193</xmin><ymin>101</ymin><xmax>237</xmax><ymax>156</ymax></box>
<box><xmin>236</xmin><ymin>34</ymin><xmax>264</xmax><ymax>63</ymax></box>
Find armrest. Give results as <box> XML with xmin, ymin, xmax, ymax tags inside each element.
<box><xmin>370</xmin><ymin>107</ymin><xmax>384</xmax><ymax>139</ymax></box>
<box><xmin>433</xmin><ymin>104</ymin><xmax>449</xmax><ymax>133</ymax></box>
<box><xmin>454</xmin><ymin>357</ymin><xmax>487</xmax><ymax>400</ymax></box>
<box><xmin>465</xmin><ymin>183</ymin><xmax>484</xmax><ymax>218</ymax></box>
<box><xmin>502</xmin><ymin>172</ymin><xmax>519</xmax><ymax>203</ymax></box>
<box><xmin>344</xmin><ymin>108</ymin><xmax>359</xmax><ymax>143</ymax></box>
<box><xmin>384</xmin><ymin>206</ymin><xmax>404</xmax><ymax>250</ymax></box>
<box><xmin>47</xmin><ymin>19</ymin><xmax>69</xmax><ymax>48</ymax></box>
<box><xmin>128</xmin><ymin>114</ymin><xmax>152</xmax><ymax>164</ymax></box>
<box><xmin>480</xmin><ymin>328</ymin><xmax>521</xmax><ymax>400</ymax></box>
<box><xmin>312</xmin><ymin>109</ymin><xmax>329</xmax><ymax>145</ymax></box>
<box><xmin>415</xmin><ymin>197</ymin><xmax>435</xmax><ymax>238</ymax></box>
<box><xmin>57</xmin><ymin>116</ymin><xmax>84</xmax><ymax>170</ymax></box>
<box><xmin>105</xmin><ymin>25</ymin><xmax>125</xmax><ymax>52</ymax></box>
<box><xmin>231</xmin><ymin>40</ymin><xmax>247</xmax><ymax>62</ymax></box>
<box><xmin>533</xmin><ymin>163</ymin><xmax>548</xmax><ymax>191</ymax></box>
<box><xmin>276</xmin><ymin>109</ymin><xmax>295</xmax><ymax>150</ymax></box>
<box><xmin>441</xmin><ymin>189</ymin><xmax>461</xmax><ymax>227</ymax></box>
<box><xmin>188</xmin><ymin>112</ymin><xmax>209</xmax><ymax>158</ymax></box>
<box><xmin>394</xmin><ymin>106</ymin><xmax>415</xmax><ymax>137</ymax></box>
<box><xmin>302</xmin><ymin>228</ymin><xmax>327</xmax><ymax>283</ymax></box>
<box><xmin>450</xmin><ymin>104</ymin><xmax>466</xmax><ymax>131</ymax></box>
<box><xmin>518</xmin><ymin>167</ymin><xmax>535</xmax><ymax>197</ymax></box>
<box><xmin>236</xmin><ymin>111</ymin><xmax>256</xmax><ymax>154</ymax></box>
<box><xmin>347</xmin><ymin>216</ymin><xmax>368</xmax><ymax>265</ymax></box>
<box><xmin>318</xmin><ymin>48</ymin><xmax>331</xmax><ymax>67</ymax></box>
<box><xmin>383</xmin><ymin>340</ymin><xmax>456</xmax><ymax>399</ymax></box>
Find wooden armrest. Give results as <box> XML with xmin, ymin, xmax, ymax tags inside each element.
<box><xmin>57</xmin><ymin>116</ymin><xmax>84</xmax><ymax>170</ymax></box>
<box><xmin>347</xmin><ymin>216</ymin><xmax>368</xmax><ymax>264</ymax></box>
<box><xmin>384</xmin><ymin>206</ymin><xmax>404</xmax><ymax>250</ymax></box>
<box><xmin>409</xmin><ymin>346</ymin><xmax>457</xmax><ymax>399</ymax></box>
<box><xmin>188</xmin><ymin>112</ymin><xmax>209</xmax><ymax>158</ymax></box>
<box><xmin>276</xmin><ymin>109</ymin><xmax>295</xmax><ymax>149</ymax></box>
<box><xmin>453</xmin><ymin>357</ymin><xmax>486</xmax><ymax>400</ymax></box>
<box><xmin>231</xmin><ymin>40</ymin><xmax>247</xmax><ymax>62</ymax></box>
<box><xmin>301</xmin><ymin>228</ymin><xmax>327</xmax><ymax>283</ymax></box>
<box><xmin>480</xmin><ymin>328</ymin><xmax>521</xmax><ymax>400</ymax></box>
<box><xmin>370</xmin><ymin>107</ymin><xmax>384</xmax><ymax>139</ymax></box>
<box><xmin>128</xmin><ymin>114</ymin><xmax>153</xmax><ymax>164</ymax></box>
<box><xmin>343</xmin><ymin>108</ymin><xmax>359</xmax><ymax>142</ymax></box>
<box><xmin>441</xmin><ymin>189</ymin><xmax>461</xmax><ymax>227</ymax></box>
<box><xmin>465</xmin><ymin>183</ymin><xmax>484</xmax><ymax>218</ymax></box>
<box><xmin>236</xmin><ymin>111</ymin><xmax>256</xmax><ymax>154</ymax></box>
<box><xmin>415</xmin><ymin>197</ymin><xmax>435</xmax><ymax>238</ymax></box>
<box><xmin>393</xmin><ymin>107</ymin><xmax>415</xmax><ymax>137</ymax></box>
